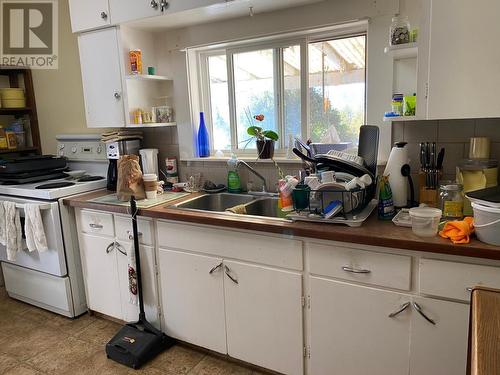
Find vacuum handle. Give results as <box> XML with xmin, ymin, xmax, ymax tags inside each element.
<box><xmin>130</xmin><ymin>196</ymin><xmax>146</xmax><ymax>319</ymax></box>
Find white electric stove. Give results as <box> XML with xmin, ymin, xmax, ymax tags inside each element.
<box><xmin>0</xmin><ymin>135</ymin><xmax>108</xmax><ymax>317</ymax></box>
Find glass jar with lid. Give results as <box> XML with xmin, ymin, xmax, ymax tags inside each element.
<box><xmin>439</xmin><ymin>181</ymin><xmax>464</xmax><ymax>220</ymax></box>
<box><xmin>390</xmin><ymin>15</ymin><xmax>410</xmax><ymax>45</ymax></box>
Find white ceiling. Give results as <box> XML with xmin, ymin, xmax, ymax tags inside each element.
<box><xmin>127</xmin><ymin>0</ymin><xmax>326</xmax><ymax>31</ymax></box>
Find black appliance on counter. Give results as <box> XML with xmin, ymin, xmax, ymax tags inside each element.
<box><xmin>105</xmin><ymin>139</ymin><xmax>141</xmax><ymax>191</ymax></box>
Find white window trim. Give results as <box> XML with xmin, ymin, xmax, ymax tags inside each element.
<box><xmin>187</xmin><ymin>21</ymin><xmax>368</xmax><ymax>159</ymax></box>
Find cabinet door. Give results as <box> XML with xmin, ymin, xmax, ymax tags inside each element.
<box><xmin>109</xmin><ymin>0</ymin><xmax>161</xmax><ymax>24</ymax></box>
<box><xmin>79</xmin><ymin>233</ymin><xmax>122</xmax><ymax>319</ymax></box>
<box><xmin>77</xmin><ymin>28</ymin><xmax>126</xmax><ymax>128</ymax></box>
<box><xmin>409</xmin><ymin>297</ymin><xmax>469</xmax><ymax>375</ymax></box>
<box><xmin>158</xmin><ymin>249</ymin><xmax>226</xmax><ymax>354</ymax></box>
<box><xmin>69</xmin><ymin>0</ymin><xmax>110</xmax><ymax>33</ymax></box>
<box><xmin>224</xmin><ymin>261</ymin><xmax>303</xmax><ymax>375</ymax></box>
<box><xmin>427</xmin><ymin>0</ymin><xmax>500</xmax><ymax>119</ymax></box>
<box><xmin>309</xmin><ymin>277</ymin><xmax>411</xmax><ymax>375</ymax></box>
<box><xmin>116</xmin><ymin>242</ymin><xmax>160</xmax><ymax>329</ymax></box>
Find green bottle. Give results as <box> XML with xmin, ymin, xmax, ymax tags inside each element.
<box><xmin>227</xmin><ymin>154</ymin><xmax>241</xmax><ymax>193</ymax></box>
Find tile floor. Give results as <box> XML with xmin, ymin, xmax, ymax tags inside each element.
<box><xmin>0</xmin><ymin>288</ymin><xmax>266</xmax><ymax>375</ymax></box>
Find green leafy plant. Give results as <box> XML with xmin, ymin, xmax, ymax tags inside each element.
<box><xmin>246</xmin><ymin>114</ymin><xmax>279</xmax><ymax>142</ymax></box>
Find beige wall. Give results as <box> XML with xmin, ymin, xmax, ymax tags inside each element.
<box><xmin>31</xmin><ymin>0</ymin><xmax>96</xmax><ymax>154</ymax></box>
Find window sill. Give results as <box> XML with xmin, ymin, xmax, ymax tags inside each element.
<box><xmin>180</xmin><ymin>156</ymin><xmax>303</xmax><ymax>164</ymax></box>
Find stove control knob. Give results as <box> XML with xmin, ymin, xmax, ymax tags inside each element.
<box><xmin>71</xmin><ymin>146</ymin><xmax>77</xmax><ymax>154</ymax></box>
<box><xmin>96</xmin><ymin>145</ymin><xmax>103</xmax><ymax>154</ymax></box>
<box><xmin>59</xmin><ymin>150</ymin><xmax>64</xmax><ymax>156</ymax></box>
<box><xmin>59</xmin><ymin>144</ymin><xmax>65</xmax><ymax>150</ymax></box>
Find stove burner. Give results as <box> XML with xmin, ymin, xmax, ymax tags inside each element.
<box><xmin>78</xmin><ymin>175</ymin><xmax>105</xmax><ymax>182</ymax></box>
<box><xmin>35</xmin><ymin>182</ymin><xmax>76</xmax><ymax>189</ymax></box>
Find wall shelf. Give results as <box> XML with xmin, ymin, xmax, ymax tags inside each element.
<box><xmin>126</xmin><ymin>122</ymin><xmax>176</xmax><ymax>128</ymax></box>
<box><xmin>0</xmin><ymin>108</ymin><xmax>32</xmax><ymax>115</ymax></box>
<box><xmin>383</xmin><ymin>115</ymin><xmax>418</xmax><ymax>122</ymax></box>
<box><xmin>125</xmin><ymin>74</ymin><xmax>172</xmax><ymax>81</ymax></box>
<box><xmin>384</xmin><ymin>43</ymin><xmax>418</xmax><ymax>59</ymax></box>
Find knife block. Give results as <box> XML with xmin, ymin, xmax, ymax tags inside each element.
<box><xmin>418</xmin><ymin>172</ymin><xmax>438</xmax><ymax>207</ymax></box>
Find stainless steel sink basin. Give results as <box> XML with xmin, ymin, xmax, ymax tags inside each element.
<box><xmin>173</xmin><ymin>193</ymin><xmax>255</xmax><ymax>212</ymax></box>
<box><xmin>243</xmin><ymin>197</ymin><xmax>281</xmax><ymax>218</ymax></box>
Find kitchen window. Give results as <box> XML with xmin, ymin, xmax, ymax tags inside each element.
<box><xmin>196</xmin><ymin>31</ymin><xmax>366</xmax><ymax>154</ymax></box>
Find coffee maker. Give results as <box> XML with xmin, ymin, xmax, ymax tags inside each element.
<box><xmin>106</xmin><ymin>139</ymin><xmax>142</xmax><ymax>191</ymax></box>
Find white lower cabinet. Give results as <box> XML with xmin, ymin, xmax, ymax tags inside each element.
<box><xmin>224</xmin><ymin>261</ymin><xmax>303</xmax><ymax>375</ymax></box>
<box><xmin>79</xmin><ymin>233</ymin><xmax>122</xmax><ymax>319</ymax></box>
<box><xmin>309</xmin><ymin>277</ymin><xmax>411</xmax><ymax>375</ymax></box>
<box><xmin>158</xmin><ymin>249</ymin><xmax>227</xmax><ymax>354</ymax></box>
<box><xmin>409</xmin><ymin>297</ymin><xmax>469</xmax><ymax>375</ymax></box>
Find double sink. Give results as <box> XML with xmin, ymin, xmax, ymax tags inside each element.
<box><xmin>172</xmin><ymin>192</ymin><xmax>284</xmax><ymax>220</ymax></box>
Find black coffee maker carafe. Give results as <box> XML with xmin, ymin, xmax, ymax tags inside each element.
<box><xmin>106</xmin><ymin>140</ymin><xmax>142</xmax><ymax>191</ymax></box>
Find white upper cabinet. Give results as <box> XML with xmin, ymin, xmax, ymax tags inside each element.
<box><xmin>69</xmin><ymin>0</ymin><xmax>110</xmax><ymax>33</ymax></box>
<box><xmin>109</xmin><ymin>0</ymin><xmax>162</xmax><ymax>24</ymax></box>
<box><xmin>77</xmin><ymin>28</ymin><xmax>126</xmax><ymax>128</ymax></box>
<box><xmin>425</xmin><ymin>0</ymin><xmax>500</xmax><ymax>119</ymax></box>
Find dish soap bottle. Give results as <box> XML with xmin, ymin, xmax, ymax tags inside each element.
<box><xmin>197</xmin><ymin>112</ymin><xmax>210</xmax><ymax>157</ymax></box>
<box><xmin>378</xmin><ymin>175</ymin><xmax>396</xmax><ymax>220</ymax></box>
<box><xmin>227</xmin><ymin>154</ymin><xmax>242</xmax><ymax>193</ymax></box>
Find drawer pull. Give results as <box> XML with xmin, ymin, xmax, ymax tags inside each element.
<box><xmin>224</xmin><ymin>265</ymin><xmax>238</xmax><ymax>284</ymax></box>
<box><xmin>388</xmin><ymin>302</ymin><xmax>411</xmax><ymax>318</ymax></box>
<box><xmin>342</xmin><ymin>266</ymin><xmax>371</xmax><ymax>274</ymax></box>
<box><xmin>116</xmin><ymin>242</ymin><xmax>127</xmax><ymax>256</ymax></box>
<box><xmin>106</xmin><ymin>242</ymin><xmax>115</xmax><ymax>254</ymax></box>
<box><xmin>412</xmin><ymin>302</ymin><xmax>436</xmax><ymax>325</ymax></box>
<box><xmin>89</xmin><ymin>223</ymin><xmax>103</xmax><ymax>230</ymax></box>
<box><xmin>209</xmin><ymin>262</ymin><xmax>222</xmax><ymax>275</ymax></box>
<box><xmin>127</xmin><ymin>230</ymin><xmax>142</xmax><ymax>241</ymax></box>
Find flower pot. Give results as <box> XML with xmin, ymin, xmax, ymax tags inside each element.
<box><xmin>256</xmin><ymin>139</ymin><xmax>275</xmax><ymax>159</ymax></box>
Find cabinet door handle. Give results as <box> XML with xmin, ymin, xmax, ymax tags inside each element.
<box><xmin>224</xmin><ymin>265</ymin><xmax>238</xmax><ymax>284</ymax></box>
<box><xmin>89</xmin><ymin>223</ymin><xmax>103</xmax><ymax>229</ymax></box>
<box><xmin>106</xmin><ymin>242</ymin><xmax>115</xmax><ymax>254</ymax></box>
<box><xmin>116</xmin><ymin>242</ymin><xmax>127</xmax><ymax>256</ymax></box>
<box><xmin>412</xmin><ymin>302</ymin><xmax>436</xmax><ymax>325</ymax></box>
<box><xmin>209</xmin><ymin>262</ymin><xmax>222</xmax><ymax>275</ymax></box>
<box><xmin>114</xmin><ymin>92</ymin><xmax>121</xmax><ymax>100</ymax></box>
<box><xmin>150</xmin><ymin>0</ymin><xmax>158</xmax><ymax>9</ymax></box>
<box><xmin>100</xmin><ymin>11</ymin><xmax>108</xmax><ymax>20</ymax></box>
<box><xmin>160</xmin><ymin>0</ymin><xmax>169</xmax><ymax>12</ymax></box>
<box><xmin>342</xmin><ymin>266</ymin><xmax>371</xmax><ymax>274</ymax></box>
<box><xmin>466</xmin><ymin>287</ymin><xmax>474</xmax><ymax>292</ymax></box>
<box><xmin>388</xmin><ymin>302</ymin><xmax>410</xmax><ymax>318</ymax></box>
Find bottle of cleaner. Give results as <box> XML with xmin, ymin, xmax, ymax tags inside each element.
<box><xmin>227</xmin><ymin>154</ymin><xmax>242</xmax><ymax>193</ymax></box>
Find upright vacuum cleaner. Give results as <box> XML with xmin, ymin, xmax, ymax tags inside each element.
<box><xmin>106</xmin><ymin>196</ymin><xmax>175</xmax><ymax>369</ymax></box>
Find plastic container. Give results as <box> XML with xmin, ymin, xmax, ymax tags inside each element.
<box><xmin>409</xmin><ymin>207</ymin><xmax>442</xmax><ymax>237</ymax></box>
<box><xmin>390</xmin><ymin>15</ymin><xmax>410</xmax><ymax>45</ymax></box>
<box><xmin>471</xmin><ymin>202</ymin><xmax>500</xmax><ymax>245</ymax></box>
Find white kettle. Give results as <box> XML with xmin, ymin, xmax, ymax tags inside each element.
<box><xmin>384</xmin><ymin>142</ymin><xmax>410</xmax><ymax>208</ymax></box>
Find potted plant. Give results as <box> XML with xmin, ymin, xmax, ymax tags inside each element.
<box><xmin>246</xmin><ymin>114</ymin><xmax>279</xmax><ymax>159</ymax></box>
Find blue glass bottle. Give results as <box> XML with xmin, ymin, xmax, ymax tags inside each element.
<box><xmin>197</xmin><ymin>112</ymin><xmax>210</xmax><ymax>157</ymax></box>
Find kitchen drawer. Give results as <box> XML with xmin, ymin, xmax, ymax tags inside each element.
<box><xmin>308</xmin><ymin>242</ymin><xmax>412</xmax><ymax>291</ymax></box>
<box><xmin>419</xmin><ymin>258</ymin><xmax>500</xmax><ymax>302</ymax></box>
<box><xmin>114</xmin><ymin>215</ymin><xmax>154</xmax><ymax>246</ymax></box>
<box><xmin>78</xmin><ymin>209</ymin><xmax>114</xmax><ymax>237</ymax></box>
<box><xmin>157</xmin><ymin>220</ymin><xmax>302</xmax><ymax>270</ymax></box>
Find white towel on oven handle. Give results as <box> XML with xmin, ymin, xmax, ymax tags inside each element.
<box><xmin>24</xmin><ymin>203</ymin><xmax>48</xmax><ymax>253</ymax></box>
<box><xmin>0</xmin><ymin>202</ymin><xmax>6</xmax><ymax>246</ymax></box>
<box><xmin>4</xmin><ymin>201</ymin><xmax>23</xmax><ymax>261</ymax></box>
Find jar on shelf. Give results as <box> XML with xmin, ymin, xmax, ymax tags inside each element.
<box><xmin>439</xmin><ymin>181</ymin><xmax>464</xmax><ymax>220</ymax></box>
<box><xmin>390</xmin><ymin>15</ymin><xmax>410</xmax><ymax>45</ymax></box>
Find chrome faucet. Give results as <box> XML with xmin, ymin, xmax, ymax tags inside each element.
<box><xmin>235</xmin><ymin>160</ymin><xmax>268</xmax><ymax>193</ymax></box>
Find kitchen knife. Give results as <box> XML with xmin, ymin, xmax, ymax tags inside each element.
<box><xmin>437</xmin><ymin>148</ymin><xmax>445</xmax><ymax>170</ymax></box>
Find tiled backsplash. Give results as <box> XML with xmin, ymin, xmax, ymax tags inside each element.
<box><xmin>392</xmin><ymin>118</ymin><xmax>500</xmax><ymax>182</ymax></box>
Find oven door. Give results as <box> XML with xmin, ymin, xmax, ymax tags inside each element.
<box><xmin>0</xmin><ymin>195</ymin><xmax>67</xmax><ymax>277</ymax></box>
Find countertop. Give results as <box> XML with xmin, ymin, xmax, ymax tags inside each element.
<box><xmin>64</xmin><ymin>190</ymin><xmax>500</xmax><ymax>261</ymax></box>
<box><xmin>469</xmin><ymin>287</ymin><xmax>500</xmax><ymax>375</ymax></box>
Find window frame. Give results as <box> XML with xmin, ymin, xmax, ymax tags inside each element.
<box><xmin>195</xmin><ymin>26</ymin><xmax>367</xmax><ymax>156</ymax></box>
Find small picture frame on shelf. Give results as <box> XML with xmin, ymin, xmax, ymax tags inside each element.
<box><xmin>154</xmin><ymin>106</ymin><xmax>174</xmax><ymax>123</ymax></box>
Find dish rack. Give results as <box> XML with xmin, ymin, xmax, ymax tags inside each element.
<box><xmin>287</xmin><ymin>184</ymin><xmax>378</xmax><ymax>227</ymax></box>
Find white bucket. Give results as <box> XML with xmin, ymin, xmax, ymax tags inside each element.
<box><xmin>471</xmin><ymin>202</ymin><xmax>500</xmax><ymax>246</ymax></box>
